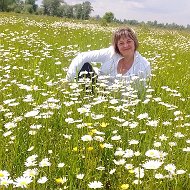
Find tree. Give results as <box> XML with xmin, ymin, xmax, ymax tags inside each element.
<box><xmin>102</xmin><ymin>12</ymin><xmax>114</xmax><ymax>23</ymax></box>
<box><xmin>25</xmin><ymin>0</ymin><xmax>37</xmax><ymax>12</ymax></box>
<box><xmin>73</xmin><ymin>3</ymin><xmax>82</xmax><ymax>19</ymax></box>
<box><xmin>0</xmin><ymin>0</ymin><xmax>15</xmax><ymax>11</ymax></box>
<box><xmin>81</xmin><ymin>1</ymin><xmax>93</xmax><ymax>20</ymax></box>
<box><xmin>42</xmin><ymin>0</ymin><xmax>64</xmax><ymax>16</ymax></box>
<box><xmin>58</xmin><ymin>4</ymin><xmax>73</xmax><ymax>18</ymax></box>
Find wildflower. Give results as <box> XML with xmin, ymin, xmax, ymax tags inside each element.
<box><xmin>29</xmin><ymin>130</ymin><xmax>37</xmax><ymax>135</ymax></box>
<box><xmin>3</xmin><ymin>131</ymin><xmax>12</xmax><ymax>137</ymax></box>
<box><xmin>94</xmin><ymin>136</ymin><xmax>104</xmax><ymax>142</ymax></box>
<box><xmin>169</xmin><ymin>142</ymin><xmax>177</xmax><ymax>147</ymax></box>
<box><xmin>4</xmin><ymin>122</ymin><xmax>17</xmax><ymax>130</ymax></box>
<box><xmin>134</xmin><ymin>167</ymin><xmax>144</xmax><ymax>178</ymax></box>
<box><xmin>155</xmin><ymin>173</ymin><xmax>164</xmax><ymax>179</ymax></box>
<box><xmin>120</xmin><ymin>184</ymin><xmax>129</xmax><ymax>189</ymax></box>
<box><xmin>134</xmin><ymin>151</ymin><xmax>141</xmax><ymax>156</ymax></box>
<box><xmin>55</xmin><ymin>177</ymin><xmax>67</xmax><ymax>184</ymax></box>
<box><xmin>176</xmin><ymin>170</ymin><xmax>186</xmax><ymax>174</ymax></box>
<box><xmin>142</xmin><ymin>160</ymin><xmax>163</xmax><ymax>170</ymax></box>
<box><xmin>145</xmin><ymin>149</ymin><xmax>160</xmax><ymax>159</ymax></box>
<box><xmin>77</xmin><ymin>107</ymin><xmax>90</xmax><ymax>114</ymax></box>
<box><xmin>76</xmin><ymin>174</ymin><xmax>84</xmax><ymax>179</ymax></box>
<box><xmin>37</xmin><ymin>176</ymin><xmax>48</xmax><ymax>184</ymax></box>
<box><xmin>102</xmin><ymin>143</ymin><xmax>113</xmax><ymax>149</ymax></box>
<box><xmin>114</xmin><ymin>150</ymin><xmax>125</xmax><ymax>156</ymax></box>
<box><xmin>159</xmin><ymin>134</ymin><xmax>168</xmax><ymax>141</ymax></box>
<box><xmin>24</xmin><ymin>110</ymin><xmax>39</xmax><ymax>117</ymax></box>
<box><xmin>137</xmin><ymin>113</ymin><xmax>149</xmax><ymax>120</ymax></box>
<box><xmin>73</xmin><ymin>147</ymin><xmax>78</xmax><ymax>151</ymax></box>
<box><xmin>39</xmin><ymin>158</ymin><xmax>51</xmax><ymax>167</ymax></box>
<box><xmin>123</xmin><ymin>149</ymin><xmax>134</xmax><ymax>158</ymax></box>
<box><xmin>0</xmin><ymin>177</ymin><xmax>13</xmax><ymax>187</ymax></box>
<box><xmin>128</xmin><ymin>139</ymin><xmax>139</xmax><ymax>145</ymax></box>
<box><xmin>174</xmin><ymin>110</ymin><xmax>182</xmax><ymax>116</ymax></box>
<box><xmin>0</xmin><ymin>170</ymin><xmax>10</xmax><ymax>178</ymax></box>
<box><xmin>25</xmin><ymin>154</ymin><xmax>38</xmax><ymax>167</ymax></box>
<box><xmin>164</xmin><ymin>164</ymin><xmax>176</xmax><ymax>174</ymax></box>
<box><xmin>125</xmin><ymin>164</ymin><xmax>134</xmax><ymax>170</ymax></box>
<box><xmin>30</xmin><ymin>124</ymin><xmax>42</xmax><ymax>129</ymax></box>
<box><xmin>87</xmin><ymin>147</ymin><xmax>94</xmax><ymax>151</ymax></box>
<box><xmin>133</xmin><ymin>179</ymin><xmax>142</xmax><ymax>184</ymax></box>
<box><xmin>88</xmin><ymin>181</ymin><xmax>103</xmax><ymax>189</ymax></box>
<box><xmin>146</xmin><ymin>120</ymin><xmax>158</xmax><ymax>127</ymax></box>
<box><xmin>27</xmin><ymin>146</ymin><xmax>34</xmax><ymax>151</ymax></box>
<box><xmin>23</xmin><ymin>168</ymin><xmax>38</xmax><ymax>178</ymax></box>
<box><xmin>162</xmin><ymin>121</ymin><xmax>172</xmax><ymax>126</ymax></box>
<box><xmin>111</xmin><ymin>135</ymin><xmax>121</xmax><ymax>141</ymax></box>
<box><xmin>81</xmin><ymin>135</ymin><xmax>93</xmax><ymax>141</ymax></box>
<box><xmin>183</xmin><ymin>147</ymin><xmax>190</xmax><ymax>152</ymax></box>
<box><xmin>58</xmin><ymin>163</ymin><xmax>65</xmax><ymax>168</ymax></box>
<box><xmin>100</xmin><ymin>122</ymin><xmax>109</xmax><ymax>128</ymax></box>
<box><xmin>113</xmin><ymin>159</ymin><xmax>126</xmax><ymax>165</ymax></box>
<box><xmin>129</xmin><ymin>122</ymin><xmax>138</xmax><ymax>128</ymax></box>
<box><xmin>14</xmin><ymin>176</ymin><xmax>33</xmax><ymax>188</ymax></box>
<box><xmin>154</xmin><ymin>141</ymin><xmax>162</xmax><ymax>147</ymax></box>
<box><xmin>109</xmin><ymin>169</ymin><xmax>116</xmax><ymax>174</ymax></box>
<box><xmin>174</xmin><ymin>132</ymin><xmax>184</xmax><ymax>138</ymax></box>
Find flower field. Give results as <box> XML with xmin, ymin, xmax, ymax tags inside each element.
<box><xmin>0</xmin><ymin>13</ymin><xmax>190</xmax><ymax>189</ymax></box>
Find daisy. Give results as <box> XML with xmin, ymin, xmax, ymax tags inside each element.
<box><xmin>0</xmin><ymin>170</ymin><xmax>10</xmax><ymax>178</ymax></box>
<box><xmin>109</xmin><ymin>169</ymin><xmax>116</xmax><ymax>174</ymax></box>
<box><xmin>39</xmin><ymin>158</ymin><xmax>51</xmax><ymax>167</ymax></box>
<box><xmin>142</xmin><ymin>160</ymin><xmax>163</xmax><ymax>170</ymax></box>
<box><xmin>123</xmin><ymin>149</ymin><xmax>134</xmax><ymax>158</ymax></box>
<box><xmin>23</xmin><ymin>168</ymin><xmax>39</xmax><ymax>178</ymax></box>
<box><xmin>4</xmin><ymin>122</ymin><xmax>17</xmax><ymax>130</ymax></box>
<box><xmin>14</xmin><ymin>176</ymin><xmax>33</xmax><ymax>188</ymax></box>
<box><xmin>111</xmin><ymin>135</ymin><xmax>121</xmax><ymax>141</ymax></box>
<box><xmin>102</xmin><ymin>143</ymin><xmax>113</xmax><ymax>149</ymax></box>
<box><xmin>137</xmin><ymin>113</ymin><xmax>149</xmax><ymax>120</ymax></box>
<box><xmin>113</xmin><ymin>159</ymin><xmax>126</xmax><ymax>165</ymax></box>
<box><xmin>58</xmin><ymin>162</ymin><xmax>65</xmax><ymax>168</ymax></box>
<box><xmin>37</xmin><ymin>176</ymin><xmax>48</xmax><ymax>184</ymax></box>
<box><xmin>76</xmin><ymin>174</ymin><xmax>84</xmax><ymax>179</ymax></box>
<box><xmin>81</xmin><ymin>135</ymin><xmax>93</xmax><ymax>141</ymax></box>
<box><xmin>145</xmin><ymin>149</ymin><xmax>160</xmax><ymax>159</ymax></box>
<box><xmin>155</xmin><ymin>173</ymin><xmax>164</xmax><ymax>179</ymax></box>
<box><xmin>0</xmin><ymin>177</ymin><xmax>13</xmax><ymax>187</ymax></box>
<box><xmin>164</xmin><ymin>164</ymin><xmax>176</xmax><ymax>174</ymax></box>
<box><xmin>88</xmin><ymin>181</ymin><xmax>103</xmax><ymax>189</ymax></box>
<box><xmin>134</xmin><ymin>167</ymin><xmax>144</xmax><ymax>178</ymax></box>
<box><xmin>24</xmin><ymin>110</ymin><xmax>39</xmax><ymax>117</ymax></box>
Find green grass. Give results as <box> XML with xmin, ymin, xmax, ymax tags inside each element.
<box><xmin>0</xmin><ymin>12</ymin><xmax>190</xmax><ymax>189</ymax></box>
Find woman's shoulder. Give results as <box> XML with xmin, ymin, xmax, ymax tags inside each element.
<box><xmin>136</xmin><ymin>51</ymin><xmax>150</xmax><ymax>66</ymax></box>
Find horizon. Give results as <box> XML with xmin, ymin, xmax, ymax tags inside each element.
<box><xmin>36</xmin><ymin>0</ymin><xmax>190</xmax><ymax>27</ymax></box>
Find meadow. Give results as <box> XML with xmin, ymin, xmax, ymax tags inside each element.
<box><xmin>0</xmin><ymin>13</ymin><xmax>190</xmax><ymax>189</ymax></box>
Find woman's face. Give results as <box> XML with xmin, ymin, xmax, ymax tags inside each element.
<box><xmin>117</xmin><ymin>36</ymin><xmax>135</xmax><ymax>57</ymax></box>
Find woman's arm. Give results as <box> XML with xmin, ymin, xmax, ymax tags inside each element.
<box><xmin>66</xmin><ymin>47</ymin><xmax>114</xmax><ymax>81</ymax></box>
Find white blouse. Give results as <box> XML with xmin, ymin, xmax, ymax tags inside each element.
<box><xmin>66</xmin><ymin>46</ymin><xmax>151</xmax><ymax>86</ymax></box>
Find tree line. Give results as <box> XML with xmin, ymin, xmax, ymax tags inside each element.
<box><xmin>0</xmin><ymin>0</ymin><xmax>189</xmax><ymax>30</ymax></box>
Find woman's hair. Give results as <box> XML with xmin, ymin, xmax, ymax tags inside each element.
<box><xmin>112</xmin><ymin>27</ymin><xmax>139</xmax><ymax>54</ymax></box>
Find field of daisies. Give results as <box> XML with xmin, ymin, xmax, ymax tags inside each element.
<box><xmin>0</xmin><ymin>13</ymin><xmax>190</xmax><ymax>190</ymax></box>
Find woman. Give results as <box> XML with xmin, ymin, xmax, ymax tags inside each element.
<box><xmin>66</xmin><ymin>27</ymin><xmax>151</xmax><ymax>88</ymax></box>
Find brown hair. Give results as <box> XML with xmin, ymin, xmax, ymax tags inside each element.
<box><xmin>112</xmin><ymin>27</ymin><xmax>139</xmax><ymax>54</ymax></box>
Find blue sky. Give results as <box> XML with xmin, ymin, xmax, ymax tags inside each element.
<box><xmin>36</xmin><ymin>0</ymin><xmax>190</xmax><ymax>26</ymax></box>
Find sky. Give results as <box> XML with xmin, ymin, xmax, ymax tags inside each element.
<box><xmin>36</xmin><ymin>0</ymin><xmax>190</xmax><ymax>26</ymax></box>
